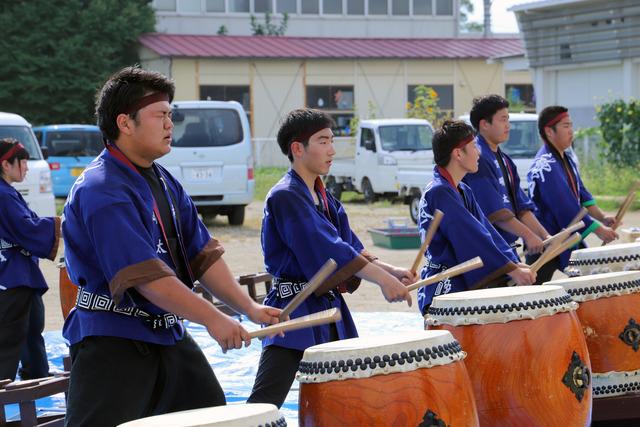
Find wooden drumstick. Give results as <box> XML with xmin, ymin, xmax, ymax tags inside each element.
<box><xmin>542</xmin><ymin>221</ymin><xmax>585</xmax><ymax>247</ymax></box>
<box><xmin>410</xmin><ymin>209</ymin><xmax>444</xmax><ymax>276</ymax></box>
<box><xmin>406</xmin><ymin>256</ymin><xmax>483</xmax><ymax>292</ymax></box>
<box><xmin>249</xmin><ymin>308</ymin><xmax>342</xmax><ymax>339</ymax></box>
<box><xmin>279</xmin><ymin>259</ymin><xmax>338</xmax><ymax>321</ymax></box>
<box><xmin>531</xmin><ymin>232</ymin><xmax>582</xmax><ymax>273</ymax></box>
<box><xmin>612</xmin><ymin>181</ymin><xmax>639</xmax><ymax>231</ymax></box>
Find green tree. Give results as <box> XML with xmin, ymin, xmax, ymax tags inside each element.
<box><xmin>250</xmin><ymin>12</ymin><xmax>289</xmax><ymax>36</ymax></box>
<box><xmin>460</xmin><ymin>0</ymin><xmax>483</xmax><ymax>33</ymax></box>
<box><xmin>596</xmin><ymin>99</ymin><xmax>640</xmax><ymax>167</ymax></box>
<box><xmin>406</xmin><ymin>85</ymin><xmax>449</xmax><ymax>127</ymax></box>
<box><xmin>0</xmin><ymin>0</ymin><xmax>155</xmax><ymax>125</ymax></box>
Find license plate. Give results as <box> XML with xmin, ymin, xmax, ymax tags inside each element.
<box><xmin>71</xmin><ymin>167</ymin><xmax>84</xmax><ymax>177</ymax></box>
<box><xmin>189</xmin><ymin>167</ymin><xmax>216</xmax><ymax>180</ymax></box>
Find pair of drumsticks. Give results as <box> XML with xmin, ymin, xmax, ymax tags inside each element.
<box><xmin>602</xmin><ymin>181</ymin><xmax>639</xmax><ymax>246</ymax></box>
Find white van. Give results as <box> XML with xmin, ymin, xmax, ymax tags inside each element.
<box><xmin>156</xmin><ymin>101</ymin><xmax>254</xmax><ymax>225</ymax></box>
<box><xmin>0</xmin><ymin>112</ymin><xmax>55</xmax><ymax>216</ymax></box>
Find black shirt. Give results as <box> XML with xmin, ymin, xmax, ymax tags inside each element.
<box><xmin>136</xmin><ymin>165</ymin><xmax>192</xmax><ymax>287</ymax></box>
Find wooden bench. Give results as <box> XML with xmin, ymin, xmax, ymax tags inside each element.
<box><xmin>0</xmin><ymin>374</ymin><xmax>69</xmax><ymax>427</ymax></box>
<box><xmin>194</xmin><ymin>272</ymin><xmax>273</xmax><ymax>316</ymax></box>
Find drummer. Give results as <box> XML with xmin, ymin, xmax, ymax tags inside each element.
<box><xmin>527</xmin><ymin>105</ymin><xmax>618</xmax><ymax>283</ymax></box>
<box><xmin>247</xmin><ymin>108</ymin><xmax>415</xmax><ymax>408</ymax></box>
<box><xmin>417</xmin><ymin>120</ymin><xmax>536</xmax><ymax>315</ymax></box>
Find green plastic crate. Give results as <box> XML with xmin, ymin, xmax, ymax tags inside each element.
<box><xmin>368</xmin><ymin>227</ymin><xmax>421</xmax><ymax>249</ymax></box>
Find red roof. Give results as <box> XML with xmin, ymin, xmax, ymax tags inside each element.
<box><xmin>139</xmin><ymin>34</ymin><xmax>523</xmax><ymax>60</ymax></box>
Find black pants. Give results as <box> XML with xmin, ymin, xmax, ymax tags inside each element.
<box><xmin>525</xmin><ymin>253</ymin><xmax>562</xmax><ymax>286</ymax></box>
<box><xmin>19</xmin><ymin>292</ymin><xmax>49</xmax><ymax>379</ymax></box>
<box><xmin>64</xmin><ymin>333</ymin><xmax>226</xmax><ymax>427</ymax></box>
<box><xmin>0</xmin><ymin>287</ymin><xmax>31</xmax><ymax>381</ymax></box>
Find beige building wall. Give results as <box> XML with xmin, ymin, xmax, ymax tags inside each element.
<box><xmin>163</xmin><ymin>57</ymin><xmax>532</xmax><ymax>139</ymax></box>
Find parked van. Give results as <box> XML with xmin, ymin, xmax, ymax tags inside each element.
<box><xmin>157</xmin><ymin>100</ymin><xmax>254</xmax><ymax>225</ymax></box>
<box><xmin>0</xmin><ymin>112</ymin><xmax>55</xmax><ymax>216</ymax></box>
<box><xmin>33</xmin><ymin>124</ymin><xmax>103</xmax><ymax>197</ymax></box>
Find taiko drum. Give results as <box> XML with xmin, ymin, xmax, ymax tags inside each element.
<box><xmin>296</xmin><ymin>330</ymin><xmax>479</xmax><ymax>427</ymax></box>
<box><xmin>426</xmin><ymin>285</ymin><xmax>592</xmax><ymax>427</ymax></box>
<box><xmin>566</xmin><ymin>242</ymin><xmax>640</xmax><ymax>277</ymax></box>
<box><xmin>546</xmin><ymin>271</ymin><xmax>640</xmax><ymax>399</ymax></box>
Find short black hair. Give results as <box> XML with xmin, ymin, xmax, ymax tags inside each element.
<box><xmin>277</xmin><ymin>108</ymin><xmax>335</xmax><ymax>162</ymax></box>
<box><xmin>95</xmin><ymin>66</ymin><xmax>175</xmax><ymax>142</ymax></box>
<box><xmin>469</xmin><ymin>94</ymin><xmax>510</xmax><ymax>131</ymax></box>
<box><xmin>433</xmin><ymin>120</ymin><xmax>476</xmax><ymax>167</ymax></box>
<box><xmin>538</xmin><ymin>105</ymin><xmax>569</xmax><ymax>145</ymax></box>
<box><xmin>0</xmin><ymin>137</ymin><xmax>29</xmax><ymax>178</ymax></box>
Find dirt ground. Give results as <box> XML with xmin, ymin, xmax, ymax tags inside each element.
<box><xmin>40</xmin><ymin>202</ymin><xmax>640</xmax><ymax>332</ymax></box>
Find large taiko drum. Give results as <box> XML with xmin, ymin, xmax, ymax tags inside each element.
<box><xmin>58</xmin><ymin>262</ymin><xmax>78</xmax><ymax>319</ymax></box>
<box><xmin>566</xmin><ymin>242</ymin><xmax>640</xmax><ymax>277</ymax></box>
<box><xmin>426</xmin><ymin>285</ymin><xmax>592</xmax><ymax>427</ymax></box>
<box><xmin>296</xmin><ymin>330</ymin><xmax>479</xmax><ymax>426</ymax></box>
<box><xmin>117</xmin><ymin>403</ymin><xmax>285</xmax><ymax>427</ymax></box>
<box><xmin>545</xmin><ymin>271</ymin><xmax>640</xmax><ymax>399</ymax></box>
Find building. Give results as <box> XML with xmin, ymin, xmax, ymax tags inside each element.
<box><xmin>513</xmin><ymin>0</ymin><xmax>640</xmax><ymax>128</ymax></box>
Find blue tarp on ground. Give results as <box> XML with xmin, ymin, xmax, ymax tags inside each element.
<box><xmin>4</xmin><ymin>311</ymin><xmax>423</xmax><ymax>424</ymax></box>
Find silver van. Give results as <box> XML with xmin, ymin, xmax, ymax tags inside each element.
<box><xmin>156</xmin><ymin>101</ymin><xmax>254</xmax><ymax>225</ymax></box>
<box><xmin>0</xmin><ymin>112</ymin><xmax>55</xmax><ymax>216</ymax></box>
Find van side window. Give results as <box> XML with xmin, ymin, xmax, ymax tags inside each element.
<box><xmin>360</xmin><ymin>128</ymin><xmax>375</xmax><ymax>152</ymax></box>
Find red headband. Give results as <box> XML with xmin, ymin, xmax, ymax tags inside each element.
<box><xmin>454</xmin><ymin>135</ymin><xmax>475</xmax><ymax>150</ymax></box>
<box><xmin>123</xmin><ymin>92</ymin><xmax>170</xmax><ymax>115</ymax></box>
<box><xmin>0</xmin><ymin>143</ymin><xmax>25</xmax><ymax>163</ymax></box>
<box><xmin>544</xmin><ymin>111</ymin><xmax>569</xmax><ymax>128</ymax></box>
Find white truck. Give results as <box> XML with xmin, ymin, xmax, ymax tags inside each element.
<box><xmin>325</xmin><ymin>119</ymin><xmax>434</xmax><ymax>203</ymax></box>
<box><xmin>398</xmin><ymin>113</ymin><xmax>541</xmax><ymax>224</ymax></box>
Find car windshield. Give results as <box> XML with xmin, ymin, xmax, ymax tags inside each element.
<box><xmin>43</xmin><ymin>130</ymin><xmax>103</xmax><ymax>157</ymax></box>
<box><xmin>502</xmin><ymin>120</ymin><xmax>540</xmax><ymax>158</ymax></box>
<box><xmin>171</xmin><ymin>108</ymin><xmax>243</xmax><ymax>147</ymax></box>
<box><xmin>378</xmin><ymin>125</ymin><xmax>433</xmax><ymax>151</ymax></box>
<box><xmin>0</xmin><ymin>126</ymin><xmax>42</xmax><ymax>160</ymax></box>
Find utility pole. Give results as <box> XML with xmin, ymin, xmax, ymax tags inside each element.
<box><xmin>484</xmin><ymin>0</ymin><xmax>493</xmax><ymax>37</ymax></box>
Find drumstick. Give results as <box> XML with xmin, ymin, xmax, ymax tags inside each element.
<box><xmin>542</xmin><ymin>221</ymin><xmax>585</xmax><ymax>247</ymax></box>
<box><xmin>279</xmin><ymin>259</ymin><xmax>338</xmax><ymax>321</ymax></box>
<box><xmin>410</xmin><ymin>209</ymin><xmax>444</xmax><ymax>275</ymax></box>
<box><xmin>406</xmin><ymin>256</ymin><xmax>483</xmax><ymax>292</ymax></box>
<box><xmin>612</xmin><ymin>182</ymin><xmax>639</xmax><ymax>231</ymax></box>
<box><xmin>249</xmin><ymin>308</ymin><xmax>342</xmax><ymax>339</ymax></box>
<box><xmin>531</xmin><ymin>232</ymin><xmax>581</xmax><ymax>273</ymax></box>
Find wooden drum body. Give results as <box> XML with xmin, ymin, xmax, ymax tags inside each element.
<box><xmin>58</xmin><ymin>263</ymin><xmax>78</xmax><ymax>319</ymax></box>
<box><xmin>566</xmin><ymin>242</ymin><xmax>640</xmax><ymax>277</ymax></box>
<box><xmin>117</xmin><ymin>403</ymin><xmax>285</xmax><ymax>427</ymax></box>
<box><xmin>426</xmin><ymin>286</ymin><xmax>592</xmax><ymax>427</ymax></box>
<box><xmin>297</xmin><ymin>331</ymin><xmax>478</xmax><ymax>427</ymax></box>
<box><xmin>546</xmin><ymin>271</ymin><xmax>640</xmax><ymax>399</ymax></box>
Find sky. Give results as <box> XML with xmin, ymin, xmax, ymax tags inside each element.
<box><xmin>466</xmin><ymin>0</ymin><xmax>537</xmax><ymax>33</ymax></box>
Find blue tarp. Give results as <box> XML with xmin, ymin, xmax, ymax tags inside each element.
<box><xmin>4</xmin><ymin>312</ymin><xmax>423</xmax><ymax>424</ymax></box>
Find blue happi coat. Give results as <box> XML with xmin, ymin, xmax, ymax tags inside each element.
<box><xmin>527</xmin><ymin>143</ymin><xmax>597</xmax><ymax>269</ymax></box>
<box><xmin>62</xmin><ymin>148</ymin><xmax>217</xmax><ymax>346</ymax></box>
<box><xmin>0</xmin><ymin>178</ymin><xmax>59</xmax><ymax>293</ymax></box>
<box><xmin>260</xmin><ymin>169</ymin><xmax>366</xmax><ymax>351</ymax></box>
<box><xmin>418</xmin><ymin>166</ymin><xmax>519</xmax><ymax>314</ymax></box>
<box><xmin>463</xmin><ymin>135</ymin><xmax>536</xmax><ymax>253</ymax></box>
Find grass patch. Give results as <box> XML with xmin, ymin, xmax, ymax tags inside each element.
<box><xmin>55</xmin><ymin>198</ymin><xmax>65</xmax><ymax>216</ymax></box>
<box><xmin>254</xmin><ymin>167</ymin><xmax>288</xmax><ymax>201</ymax></box>
<box><xmin>581</xmin><ymin>161</ymin><xmax>639</xmax><ymax>211</ymax></box>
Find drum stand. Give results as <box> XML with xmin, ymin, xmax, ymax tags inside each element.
<box><xmin>592</xmin><ymin>393</ymin><xmax>640</xmax><ymax>426</ymax></box>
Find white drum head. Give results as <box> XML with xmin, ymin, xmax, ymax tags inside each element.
<box><xmin>544</xmin><ymin>271</ymin><xmax>640</xmax><ymax>302</ymax></box>
<box><xmin>296</xmin><ymin>330</ymin><xmax>465</xmax><ymax>384</ymax></box>
<box><xmin>425</xmin><ymin>285</ymin><xmax>577</xmax><ymax>326</ymax></box>
<box><xmin>566</xmin><ymin>242</ymin><xmax>640</xmax><ymax>277</ymax></box>
<box><xmin>118</xmin><ymin>403</ymin><xmax>285</xmax><ymax>427</ymax></box>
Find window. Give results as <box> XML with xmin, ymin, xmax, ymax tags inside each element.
<box><xmin>505</xmin><ymin>84</ymin><xmax>536</xmax><ymax>112</ymax></box>
<box><xmin>43</xmin><ymin>131</ymin><xmax>103</xmax><ymax>157</ymax></box>
<box><xmin>361</xmin><ymin>128</ymin><xmax>375</xmax><ymax>151</ymax></box>
<box><xmin>413</xmin><ymin>0</ymin><xmax>432</xmax><ymax>14</ymax></box>
<box><xmin>379</xmin><ymin>125</ymin><xmax>433</xmax><ymax>151</ymax></box>
<box><xmin>347</xmin><ymin>0</ymin><xmax>365</xmax><ymax>14</ymax></box>
<box><xmin>276</xmin><ymin>0</ymin><xmax>297</xmax><ymax>13</ymax></box>
<box><xmin>230</xmin><ymin>0</ymin><xmax>250</xmax><ymax>12</ymax></box>
<box><xmin>171</xmin><ymin>109</ymin><xmax>244</xmax><ymax>147</ymax></box>
<box><xmin>306</xmin><ymin>85</ymin><xmax>355</xmax><ymax>136</ymax></box>
<box><xmin>254</xmin><ymin>0</ymin><xmax>273</xmax><ymax>13</ymax></box>
<box><xmin>392</xmin><ymin>0</ymin><xmax>409</xmax><ymax>15</ymax></box>
<box><xmin>302</xmin><ymin>0</ymin><xmax>319</xmax><ymax>13</ymax></box>
<box><xmin>368</xmin><ymin>0</ymin><xmax>388</xmax><ymax>15</ymax></box>
<box><xmin>435</xmin><ymin>0</ymin><xmax>453</xmax><ymax>15</ymax></box>
<box><xmin>408</xmin><ymin>85</ymin><xmax>454</xmax><ymax>111</ymax></box>
<box><xmin>200</xmin><ymin>85</ymin><xmax>251</xmax><ymax>121</ymax></box>
<box><xmin>0</xmin><ymin>127</ymin><xmax>42</xmax><ymax>160</ymax></box>
<box><xmin>206</xmin><ymin>0</ymin><xmax>225</xmax><ymax>12</ymax></box>
<box><xmin>154</xmin><ymin>0</ymin><xmax>177</xmax><ymax>11</ymax></box>
<box><xmin>179</xmin><ymin>0</ymin><xmax>202</xmax><ymax>12</ymax></box>
<box><xmin>323</xmin><ymin>0</ymin><xmax>342</xmax><ymax>14</ymax></box>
